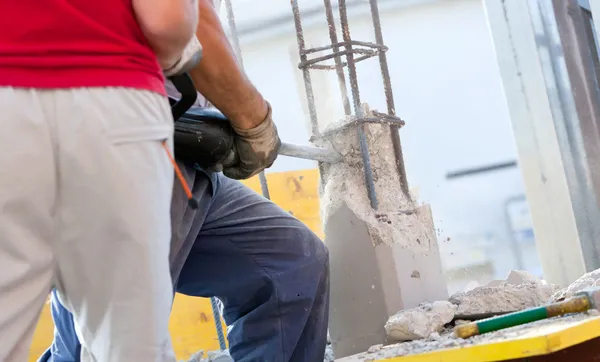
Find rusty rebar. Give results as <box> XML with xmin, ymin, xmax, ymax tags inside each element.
<box><xmin>291</xmin><ymin>0</ymin><xmax>321</xmax><ymax>138</ymax></box>
<box><xmin>338</xmin><ymin>0</ymin><xmax>379</xmax><ymax>209</ymax></box>
<box><xmin>323</xmin><ymin>0</ymin><xmax>352</xmax><ymax>115</ymax></box>
<box><xmin>368</xmin><ymin>0</ymin><xmax>410</xmax><ymax>197</ymax></box>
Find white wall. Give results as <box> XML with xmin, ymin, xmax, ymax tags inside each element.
<box><xmin>224</xmin><ymin>0</ymin><xmax>543</xmax><ymax>293</ymax></box>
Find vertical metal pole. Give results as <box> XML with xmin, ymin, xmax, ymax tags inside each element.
<box><xmin>210</xmin><ymin>297</ymin><xmax>227</xmax><ymax>350</ymax></box>
<box><xmin>291</xmin><ymin>0</ymin><xmax>321</xmax><ymax>137</ymax></box>
<box><xmin>323</xmin><ymin>0</ymin><xmax>353</xmax><ymax>115</ymax></box>
<box><xmin>291</xmin><ymin>0</ymin><xmax>329</xmax><ymax>184</ymax></box>
<box><xmin>338</xmin><ymin>0</ymin><xmax>379</xmax><ymax>209</ymax></box>
<box><xmin>224</xmin><ymin>0</ymin><xmax>271</xmax><ymax>199</ymax></box>
<box><xmin>224</xmin><ymin>0</ymin><xmax>244</xmax><ymax>69</ymax></box>
<box><xmin>368</xmin><ymin>0</ymin><xmax>410</xmax><ymax>197</ymax></box>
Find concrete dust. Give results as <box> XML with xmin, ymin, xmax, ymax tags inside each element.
<box><xmin>550</xmin><ymin>268</ymin><xmax>600</xmax><ymax>302</ymax></box>
<box><xmin>449</xmin><ymin>271</ymin><xmax>560</xmax><ymax>316</ymax></box>
<box><xmin>339</xmin><ymin>312</ymin><xmax>598</xmax><ymax>361</ymax></box>
<box><xmin>385</xmin><ymin>301</ymin><xmax>456</xmax><ymax>341</ymax></box>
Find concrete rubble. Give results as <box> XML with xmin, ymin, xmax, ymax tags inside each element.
<box><xmin>186</xmin><ymin>343</ymin><xmax>336</xmax><ymax>362</ymax></box>
<box><xmin>550</xmin><ymin>267</ymin><xmax>600</xmax><ymax>302</ymax></box>
<box><xmin>324</xmin><ymin>343</ymin><xmax>335</xmax><ymax>362</ymax></box>
<box><xmin>185</xmin><ymin>269</ymin><xmax>600</xmax><ymax>361</ymax></box>
<box><xmin>337</xmin><ymin>268</ymin><xmax>600</xmax><ymax>361</ymax></box>
<box><xmin>324</xmin><ymin>333</ymin><xmax>335</xmax><ymax>362</ymax></box>
<box><xmin>385</xmin><ymin>301</ymin><xmax>456</xmax><ymax>341</ymax></box>
<box><xmin>382</xmin><ymin>270</ymin><xmax>558</xmax><ymax>343</ymax></box>
<box><xmin>185</xmin><ymin>350</ymin><xmax>232</xmax><ymax>362</ymax></box>
<box><xmin>449</xmin><ymin>270</ymin><xmax>560</xmax><ymax>316</ymax></box>
<box><xmin>339</xmin><ymin>312</ymin><xmax>598</xmax><ymax>361</ymax></box>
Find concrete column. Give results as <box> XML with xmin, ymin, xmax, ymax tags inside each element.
<box><xmin>483</xmin><ymin>0</ymin><xmax>600</xmax><ymax>286</ymax></box>
<box><xmin>317</xmin><ymin>111</ymin><xmax>448</xmax><ymax>358</ymax></box>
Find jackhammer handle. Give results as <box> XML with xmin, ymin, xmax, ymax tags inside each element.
<box><xmin>169</xmin><ymin>73</ymin><xmax>198</xmax><ymax>121</ymax></box>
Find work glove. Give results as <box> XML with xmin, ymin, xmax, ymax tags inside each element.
<box><xmin>163</xmin><ymin>36</ymin><xmax>203</xmax><ymax>77</ymax></box>
<box><xmin>223</xmin><ymin>101</ymin><xmax>281</xmax><ymax>180</ymax></box>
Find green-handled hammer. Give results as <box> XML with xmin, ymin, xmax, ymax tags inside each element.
<box><xmin>454</xmin><ymin>287</ymin><xmax>600</xmax><ymax>339</ymax></box>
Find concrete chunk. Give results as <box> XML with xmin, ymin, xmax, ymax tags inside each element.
<box><xmin>450</xmin><ymin>283</ymin><xmax>557</xmax><ymax>315</ymax></box>
<box><xmin>450</xmin><ymin>271</ymin><xmax>559</xmax><ymax>316</ymax></box>
<box><xmin>506</xmin><ymin>270</ymin><xmax>540</xmax><ymax>285</ymax></box>
<box><xmin>385</xmin><ymin>301</ymin><xmax>457</xmax><ymax>341</ymax></box>
<box><xmin>550</xmin><ymin>268</ymin><xmax>600</xmax><ymax>302</ymax></box>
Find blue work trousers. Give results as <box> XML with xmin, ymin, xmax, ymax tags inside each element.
<box><xmin>39</xmin><ymin>165</ymin><xmax>330</xmax><ymax>362</ymax></box>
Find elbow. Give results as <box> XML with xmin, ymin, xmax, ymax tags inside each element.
<box><xmin>134</xmin><ymin>1</ymin><xmax>199</xmax><ymax>68</ymax></box>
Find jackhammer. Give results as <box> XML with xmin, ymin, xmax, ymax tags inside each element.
<box><xmin>169</xmin><ymin>73</ymin><xmax>341</xmax><ymax>171</ymax></box>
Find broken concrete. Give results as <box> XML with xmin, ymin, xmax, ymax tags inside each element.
<box><xmin>318</xmin><ymin>106</ymin><xmax>437</xmax><ymax>251</ymax></box>
<box><xmin>550</xmin><ymin>268</ymin><xmax>600</xmax><ymax>302</ymax></box>
<box><xmin>338</xmin><ymin>312</ymin><xmax>599</xmax><ymax>361</ymax></box>
<box><xmin>385</xmin><ymin>301</ymin><xmax>457</xmax><ymax>341</ymax></box>
<box><xmin>324</xmin><ymin>343</ymin><xmax>335</xmax><ymax>362</ymax></box>
<box><xmin>449</xmin><ymin>270</ymin><xmax>560</xmax><ymax>316</ymax></box>
<box><xmin>184</xmin><ymin>350</ymin><xmax>232</xmax><ymax>362</ymax></box>
<box><xmin>506</xmin><ymin>270</ymin><xmax>541</xmax><ymax>285</ymax></box>
<box><xmin>317</xmin><ymin>106</ymin><xmax>448</xmax><ymax>358</ymax></box>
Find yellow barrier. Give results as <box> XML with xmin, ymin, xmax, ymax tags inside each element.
<box><xmin>28</xmin><ymin>169</ymin><xmax>322</xmax><ymax>361</ymax></box>
<box><xmin>345</xmin><ymin>316</ymin><xmax>600</xmax><ymax>362</ymax></box>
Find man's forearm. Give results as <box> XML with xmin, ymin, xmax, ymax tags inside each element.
<box><xmin>133</xmin><ymin>0</ymin><xmax>199</xmax><ymax>70</ymax></box>
<box><xmin>189</xmin><ymin>0</ymin><xmax>268</xmax><ymax>130</ymax></box>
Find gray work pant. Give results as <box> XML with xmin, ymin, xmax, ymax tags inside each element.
<box><xmin>43</xmin><ymin>162</ymin><xmax>330</xmax><ymax>362</ymax></box>
<box><xmin>0</xmin><ymin>87</ymin><xmax>175</xmax><ymax>362</ymax></box>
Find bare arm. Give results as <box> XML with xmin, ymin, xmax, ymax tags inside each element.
<box><xmin>132</xmin><ymin>0</ymin><xmax>199</xmax><ymax>70</ymax></box>
<box><xmin>189</xmin><ymin>0</ymin><xmax>268</xmax><ymax>130</ymax></box>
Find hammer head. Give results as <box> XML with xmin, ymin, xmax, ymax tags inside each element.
<box><xmin>575</xmin><ymin>286</ymin><xmax>600</xmax><ymax>309</ymax></box>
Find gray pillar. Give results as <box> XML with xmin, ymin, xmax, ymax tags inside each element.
<box><xmin>318</xmin><ymin>116</ymin><xmax>447</xmax><ymax>358</ymax></box>
<box><xmin>483</xmin><ymin>0</ymin><xmax>600</xmax><ymax>286</ymax></box>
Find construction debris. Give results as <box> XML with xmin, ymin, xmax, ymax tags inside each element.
<box><xmin>338</xmin><ymin>269</ymin><xmax>600</xmax><ymax>360</ymax></box>
<box><xmin>184</xmin><ymin>350</ymin><xmax>232</xmax><ymax>362</ymax></box>
<box><xmin>339</xmin><ymin>312</ymin><xmax>598</xmax><ymax>361</ymax></box>
<box><xmin>385</xmin><ymin>301</ymin><xmax>456</xmax><ymax>341</ymax></box>
<box><xmin>551</xmin><ymin>268</ymin><xmax>600</xmax><ymax>302</ymax></box>
<box><xmin>449</xmin><ymin>270</ymin><xmax>560</xmax><ymax>316</ymax></box>
<box><xmin>324</xmin><ymin>334</ymin><xmax>335</xmax><ymax>362</ymax></box>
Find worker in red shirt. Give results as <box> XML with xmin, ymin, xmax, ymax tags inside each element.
<box><xmin>0</xmin><ymin>1</ymin><xmax>198</xmax><ymax>361</ymax></box>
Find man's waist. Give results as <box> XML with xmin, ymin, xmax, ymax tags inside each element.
<box><xmin>0</xmin><ymin>66</ymin><xmax>166</xmax><ymax>96</ymax></box>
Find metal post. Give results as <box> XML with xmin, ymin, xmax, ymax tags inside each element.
<box><xmin>323</xmin><ymin>0</ymin><xmax>353</xmax><ymax>116</ymax></box>
<box><xmin>224</xmin><ymin>0</ymin><xmax>271</xmax><ymax>199</ymax></box>
<box><xmin>210</xmin><ymin>297</ymin><xmax>227</xmax><ymax>350</ymax></box>
<box><xmin>291</xmin><ymin>0</ymin><xmax>322</xmax><ymax>137</ymax></box>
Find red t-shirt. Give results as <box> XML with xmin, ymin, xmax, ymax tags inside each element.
<box><xmin>0</xmin><ymin>0</ymin><xmax>166</xmax><ymax>95</ymax></box>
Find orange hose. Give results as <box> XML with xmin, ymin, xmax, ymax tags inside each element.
<box><xmin>161</xmin><ymin>140</ymin><xmax>197</xmax><ymax>208</ymax></box>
